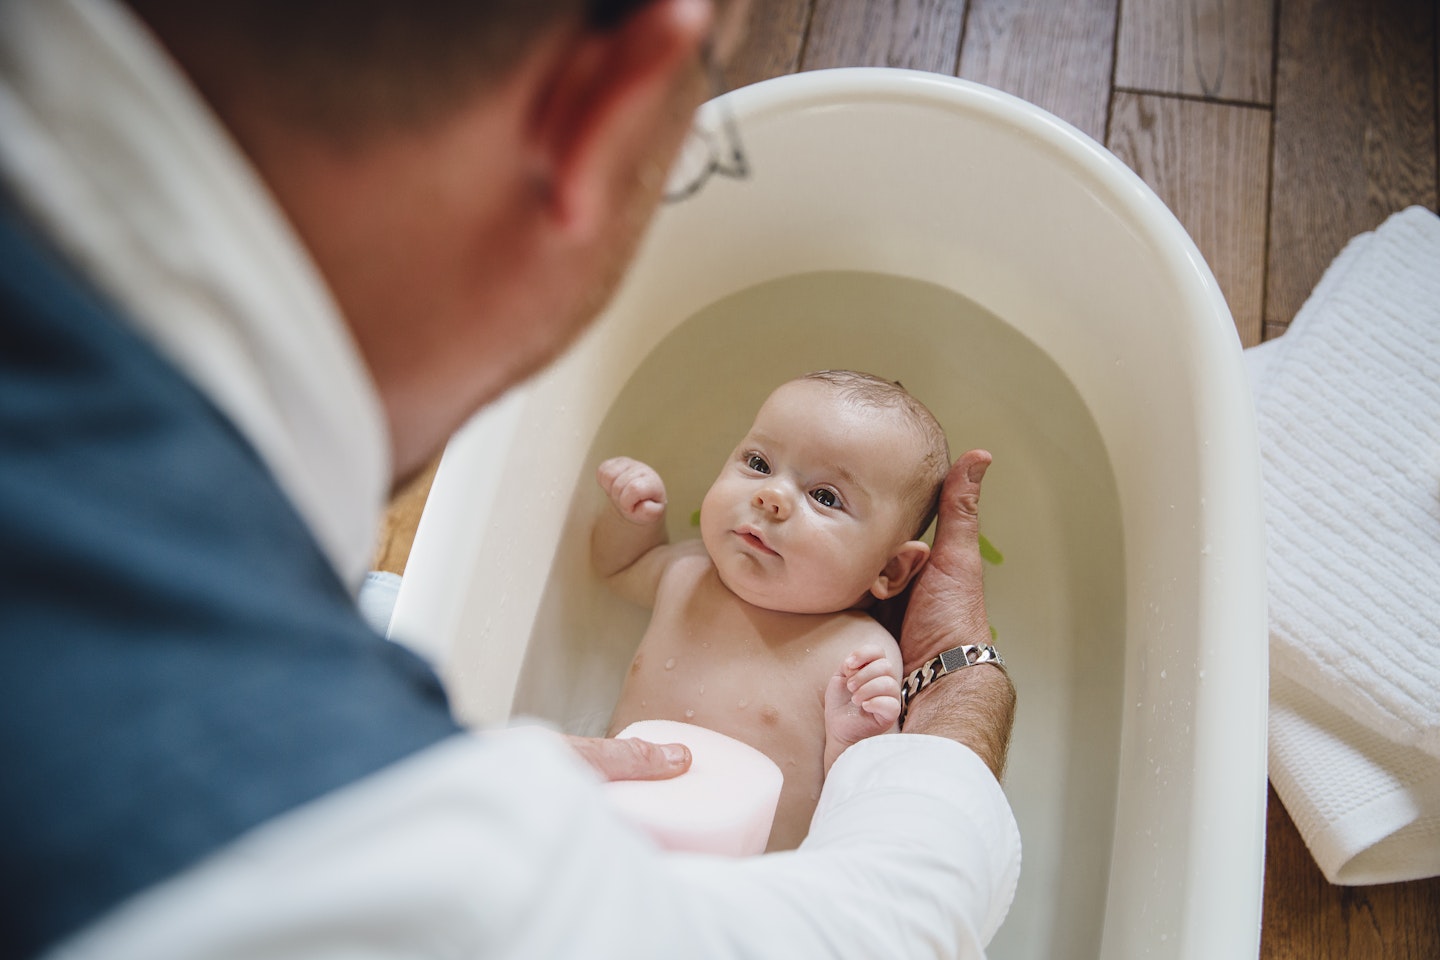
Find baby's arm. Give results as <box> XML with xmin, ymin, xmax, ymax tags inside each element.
<box><xmin>593</xmin><ymin>457</ymin><xmax>673</xmax><ymax>607</ymax></box>
<box><xmin>823</xmin><ymin>638</ymin><xmax>903</xmax><ymax>775</ymax></box>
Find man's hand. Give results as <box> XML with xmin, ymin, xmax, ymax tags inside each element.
<box><xmin>876</xmin><ymin>449</ymin><xmax>1016</xmax><ymax>779</ymax></box>
<box><xmin>896</xmin><ymin>449</ymin><xmax>994</xmax><ymax>671</ymax></box>
<box><xmin>566</xmin><ymin>734</ymin><xmax>691</xmax><ymax>781</ymax></box>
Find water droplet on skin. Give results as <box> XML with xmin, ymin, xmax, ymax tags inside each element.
<box><xmin>685</xmin><ymin>709</ymin><xmax>695</xmax><ymax>719</ymax></box>
<box><xmin>641</xmin><ymin>700</ymin><xmax>648</xmax><ymax>708</ymax></box>
<box><xmin>702</xmin><ymin>641</ymin><xmax>710</xmax><ymax>649</ymax></box>
<box><xmin>738</xmin><ymin>699</ymin><xmax>749</xmax><ymax>709</ymax></box>
<box><xmin>787</xmin><ymin>758</ymin><xmax>797</xmax><ymax>767</ymax></box>
<box><xmin>664</xmin><ymin>657</ymin><xmax>676</xmax><ymax>670</ymax></box>
<box><xmin>698</xmin><ymin>684</ymin><xmax>705</xmax><ymax>695</ymax></box>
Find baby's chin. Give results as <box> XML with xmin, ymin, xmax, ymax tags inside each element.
<box><xmin>713</xmin><ymin>561</ymin><xmax>872</xmax><ymax>615</ymax></box>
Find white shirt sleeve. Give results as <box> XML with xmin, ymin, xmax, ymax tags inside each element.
<box><xmin>45</xmin><ymin>727</ymin><xmax>1020</xmax><ymax>960</ymax></box>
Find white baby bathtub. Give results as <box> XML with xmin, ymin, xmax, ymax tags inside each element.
<box><xmin>392</xmin><ymin>69</ymin><xmax>1268</xmax><ymax>960</ymax></box>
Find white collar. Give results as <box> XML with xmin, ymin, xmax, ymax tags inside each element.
<box><xmin>0</xmin><ymin>0</ymin><xmax>390</xmax><ymax>593</ymax></box>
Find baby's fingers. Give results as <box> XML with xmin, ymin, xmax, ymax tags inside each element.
<box><xmin>596</xmin><ymin>457</ymin><xmax>636</xmax><ymax>490</ymax></box>
<box><xmin>843</xmin><ymin>655</ymin><xmax>896</xmax><ymax>693</ymax></box>
<box><xmin>850</xmin><ymin>673</ymin><xmax>900</xmax><ymax>708</ymax></box>
<box><xmin>597</xmin><ymin>457</ymin><xmax>666</xmax><ymax>519</ymax></box>
<box><xmin>859</xmin><ymin>693</ymin><xmax>901</xmax><ymax>727</ymax></box>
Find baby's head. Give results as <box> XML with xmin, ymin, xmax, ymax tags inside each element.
<box><xmin>699</xmin><ymin>370</ymin><xmax>950</xmax><ymax>614</ymax></box>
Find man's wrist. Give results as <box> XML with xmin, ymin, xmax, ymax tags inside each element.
<box><xmin>899</xmin><ymin>662</ymin><xmax>1015</xmax><ymax>780</ymax></box>
<box><xmin>899</xmin><ymin>643</ymin><xmax>1004</xmax><ymax>725</ymax></box>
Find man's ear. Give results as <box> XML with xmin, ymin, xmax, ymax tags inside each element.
<box><xmin>527</xmin><ymin>0</ymin><xmax>711</xmax><ymax>238</ymax></box>
<box><xmin>869</xmin><ymin>540</ymin><xmax>931</xmax><ymax>601</ymax></box>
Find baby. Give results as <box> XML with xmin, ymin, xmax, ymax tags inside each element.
<box><xmin>593</xmin><ymin>370</ymin><xmax>950</xmax><ymax>850</ymax></box>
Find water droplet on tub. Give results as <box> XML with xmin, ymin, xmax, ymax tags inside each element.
<box><xmin>664</xmin><ymin>657</ymin><xmax>676</xmax><ymax>670</ymax></box>
<box><xmin>1160</xmin><ymin>669</ymin><xmax>1167</xmax><ymax>679</ymax></box>
<box><xmin>738</xmin><ymin>699</ymin><xmax>749</xmax><ymax>709</ymax></box>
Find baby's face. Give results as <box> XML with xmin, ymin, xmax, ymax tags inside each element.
<box><xmin>699</xmin><ymin>379</ymin><xmax>924</xmax><ymax>613</ymax></box>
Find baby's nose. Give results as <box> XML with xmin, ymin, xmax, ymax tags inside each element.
<box><xmin>752</xmin><ymin>484</ymin><xmax>791</xmax><ymax>520</ymax></box>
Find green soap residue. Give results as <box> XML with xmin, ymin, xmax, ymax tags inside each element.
<box><xmin>690</xmin><ymin>508</ymin><xmax>701</xmax><ymax>528</ymax></box>
<box><xmin>978</xmin><ymin>532</ymin><xmax>1004</xmax><ymax>566</ymax></box>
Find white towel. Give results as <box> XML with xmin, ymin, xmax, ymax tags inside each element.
<box><xmin>1246</xmin><ymin>205</ymin><xmax>1440</xmax><ymax>885</ymax></box>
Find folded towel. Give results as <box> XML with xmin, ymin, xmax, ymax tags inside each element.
<box><xmin>1247</xmin><ymin>205</ymin><xmax>1440</xmax><ymax>884</ymax></box>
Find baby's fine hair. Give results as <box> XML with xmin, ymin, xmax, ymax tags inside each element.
<box><xmin>799</xmin><ymin>370</ymin><xmax>950</xmax><ymax>539</ymax></box>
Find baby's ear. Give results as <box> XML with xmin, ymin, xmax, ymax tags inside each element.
<box><xmin>869</xmin><ymin>541</ymin><xmax>931</xmax><ymax>600</ymax></box>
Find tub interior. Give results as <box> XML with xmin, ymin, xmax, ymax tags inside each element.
<box><xmin>506</xmin><ymin>270</ymin><xmax>1125</xmax><ymax>959</ymax></box>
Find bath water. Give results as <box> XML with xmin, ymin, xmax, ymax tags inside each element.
<box><xmin>511</xmin><ymin>271</ymin><xmax>1126</xmax><ymax>960</ymax></box>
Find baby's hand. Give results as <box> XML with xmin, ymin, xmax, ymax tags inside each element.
<box><xmin>597</xmin><ymin>457</ymin><xmax>666</xmax><ymax>525</ymax></box>
<box><xmin>824</xmin><ymin>643</ymin><xmax>901</xmax><ymax>758</ymax></box>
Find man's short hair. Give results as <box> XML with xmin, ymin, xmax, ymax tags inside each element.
<box><xmin>126</xmin><ymin>1</ymin><xmax>662</xmax><ymax>141</ymax></box>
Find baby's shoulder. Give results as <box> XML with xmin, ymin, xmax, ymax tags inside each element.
<box><xmin>653</xmin><ymin>539</ymin><xmax>715</xmax><ymax>591</ymax></box>
<box><xmin>811</xmin><ymin>609</ymin><xmax>901</xmax><ymax>656</ymax></box>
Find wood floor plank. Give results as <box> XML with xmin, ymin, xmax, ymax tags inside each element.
<box><xmin>1265</xmin><ymin>0</ymin><xmax>1437</xmax><ymax>332</ymax></box>
<box><xmin>725</xmin><ymin>0</ymin><xmax>814</xmax><ymax>90</ymax></box>
<box><xmin>372</xmin><ymin>456</ymin><xmax>439</xmax><ymax>575</ymax></box>
<box><xmin>956</xmin><ymin>0</ymin><xmax>1118</xmax><ymax>142</ymax></box>
<box><xmin>801</xmin><ymin>0</ymin><xmax>966</xmax><ymax>74</ymax></box>
<box><xmin>1261</xmin><ymin>785</ymin><xmax>1440</xmax><ymax>959</ymax></box>
<box><xmin>1115</xmin><ymin>0</ymin><xmax>1275</xmax><ymax>104</ymax></box>
<box><xmin>1107</xmin><ymin>91</ymin><xmax>1270</xmax><ymax>346</ymax></box>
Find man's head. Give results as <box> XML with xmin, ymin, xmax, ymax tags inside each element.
<box><xmin>699</xmin><ymin>371</ymin><xmax>951</xmax><ymax>614</ymax></box>
<box><xmin>127</xmin><ymin>0</ymin><xmax>748</xmax><ymax>485</ymax></box>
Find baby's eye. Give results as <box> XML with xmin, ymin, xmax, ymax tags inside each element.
<box><xmin>746</xmin><ymin>454</ymin><xmax>771</xmax><ymax>474</ymax></box>
<box><xmin>810</xmin><ymin>488</ymin><xmax>840</xmax><ymax>508</ymax></box>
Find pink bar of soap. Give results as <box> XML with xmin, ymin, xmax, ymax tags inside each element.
<box><xmin>604</xmin><ymin>720</ymin><xmax>784</xmax><ymax>856</ymax></box>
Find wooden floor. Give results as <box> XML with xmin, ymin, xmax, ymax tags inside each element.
<box><xmin>376</xmin><ymin>0</ymin><xmax>1440</xmax><ymax>956</ymax></box>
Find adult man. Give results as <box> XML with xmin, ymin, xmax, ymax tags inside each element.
<box><xmin>0</xmin><ymin>0</ymin><xmax>1019</xmax><ymax>956</ymax></box>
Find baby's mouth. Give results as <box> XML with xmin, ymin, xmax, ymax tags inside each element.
<box><xmin>735</xmin><ymin>527</ymin><xmax>779</xmax><ymax>556</ymax></box>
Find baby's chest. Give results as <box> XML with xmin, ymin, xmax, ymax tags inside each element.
<box><xmin>624</xmin><ymin>606</ymin><xmax>835</xmax><ymax>756</ymax></box>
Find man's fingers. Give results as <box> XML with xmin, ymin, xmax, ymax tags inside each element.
<box><xmin>898</xmin><ymin>449</ymin><xmax>994</xmax><ymax>670</ymax></box>
<box><xmin>931</xmin><ymin>449</ymin><xmax>990</xmax><ymax>581</ymax></box>
<box><xmin>566</xmin><ymin>734</ymin><xmax>691</xmax><ymax>782</ymax></box>
<box><xmin>934</xmin><ymin>450</ymin><xmax>990</xmax><ymax>555</ymax></box>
